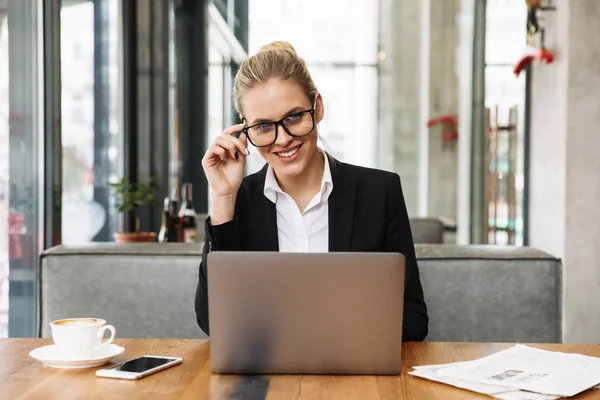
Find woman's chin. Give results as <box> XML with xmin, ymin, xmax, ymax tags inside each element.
<box><xmin>273</xmin><ymin>159</ymin><xmax>305</xmax><ymax>177</ymax></box>
<box><xmin>269</xmin><ymin>153</ymin><xmax>306</xmax><ymax>177</ymax></box>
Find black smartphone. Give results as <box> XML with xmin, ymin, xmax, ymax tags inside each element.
<box><xmin>96</xmin><ymin>355</ymin><xmax>183</xmax><ymax>380</ymax></box>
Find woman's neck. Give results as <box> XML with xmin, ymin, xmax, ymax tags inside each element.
<box><xmin>276</xmin><ymin>149</ymin><xmax>324</xmax><ymax>200</ymax></box>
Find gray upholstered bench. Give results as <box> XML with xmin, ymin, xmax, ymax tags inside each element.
<box><xmin>39</xmin><ymin>244</ymin><xmax>204</xmax><ymax>339</ymax></box>
<box><xmin>417</xmin><ymin>245</ymin><xmax>561</xmax><ymax>342</ymax></box>
<box><xmin>409</xmin><ymin>218</ymin><xmax>445</xmax><ymax>244</ymax></box>
<box><xmin>38</xmin><ymin>243</ymin><xmax>561</xmax><ymax>342</ymax></box>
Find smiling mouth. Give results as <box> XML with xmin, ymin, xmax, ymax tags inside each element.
<box><xmin>275</xmin><ymin>144</ymin><xmax>301</xmax><ymax>158</ymax></box>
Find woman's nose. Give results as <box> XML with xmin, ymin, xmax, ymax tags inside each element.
<box><xmin>274</xmin><ymin>124</ymin><xmax>294</xmax><ymax>146</ymax></box>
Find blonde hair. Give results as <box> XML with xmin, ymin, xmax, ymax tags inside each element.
<box><xmin>233</xmin><ymin>41</ymin><xmax>317</xmax><ymax>116</ymax></box>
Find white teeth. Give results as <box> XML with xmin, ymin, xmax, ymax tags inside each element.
<box><xmin>277</xmin><ymin>147</ymin><xmax>299</xmax><ymax>158</ymax></box>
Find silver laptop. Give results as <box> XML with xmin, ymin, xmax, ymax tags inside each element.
<box><xmin>207</xmin><ymin>252</ymin><xmax>405</xmax><ymax>375</ymax></box>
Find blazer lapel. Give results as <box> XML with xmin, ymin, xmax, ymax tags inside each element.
<box><xmin>252</xmin><ymin>164</ymin><xmax>279</xmax><ymax>252</ymax></box>
<box><xmin>328</xmin><ymin>158</ymin><xmax>355</xmax><ymax>252</ymax></box>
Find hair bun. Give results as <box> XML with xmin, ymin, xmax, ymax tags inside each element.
<box><xmin>259</xmin><ymin>41</ymin><xmax>297</xmax><ymax>54</ymax></box>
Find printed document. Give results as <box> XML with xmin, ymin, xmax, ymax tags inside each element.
<box><xmin>436</xmin><ymin>345</ymin><xmax>600</xmax><ymax>397</ymax></box>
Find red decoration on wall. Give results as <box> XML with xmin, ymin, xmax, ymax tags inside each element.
<box><xmin>515</xmin><ymin>0</ymin><xmax>557</xmax><ymax>77</ymax></box>
<box><xmin>427</xmin><ymin>115</ymin><xmax>459</xmax><ymax>148</ymax></box>
<box><xmin>514</xmin><ymin>44</ymin><xmax>554</xmax><ymax>77</ymax></box>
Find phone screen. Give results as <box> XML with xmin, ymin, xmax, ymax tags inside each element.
<box><xmin>112</xmin><ymin>356</ymin><xmax>176</xmax><ymax>373</ymax></box>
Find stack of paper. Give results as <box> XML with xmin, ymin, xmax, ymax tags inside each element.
<box><xmin>410</xmin><ymin>345</ymin><xmax>600</xmax><ymax>399</ymax></box>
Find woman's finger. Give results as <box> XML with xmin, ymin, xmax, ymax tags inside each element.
<box><xmin>203</xmin><ymin>142</ymin><xmax>228</xmax><ymax>167</ymax></box>
<box><xmin>219</xmin><ymin>134</ymin><xmax>248</xmax><ymax>157</ymax></box>
<box><xmin>222</xmin><ymin>123</ymin><xmax>246</xmax><ymax>137</ymax></box>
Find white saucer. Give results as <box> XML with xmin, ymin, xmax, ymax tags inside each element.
<box><xmin>29</xmin><ymin>344</ymin><xmax>125</xmax><ymax>369</ymax></box>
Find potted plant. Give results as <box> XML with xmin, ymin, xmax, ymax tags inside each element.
<box><xmin>108</xmin><ymin>176</ymin><xmax>159</xmax><ymax>243</ymax></box>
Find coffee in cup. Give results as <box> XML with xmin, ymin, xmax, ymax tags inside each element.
<box><xmin>50</xmin><ymin>318</ymin><xmax>116</xmax><ymax>359</ymax></box>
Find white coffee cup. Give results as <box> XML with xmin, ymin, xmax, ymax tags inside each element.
<box><xmin>50</xmin><ymin>318</ymin><xmax>116</xmax><ymax>359</ymax></box>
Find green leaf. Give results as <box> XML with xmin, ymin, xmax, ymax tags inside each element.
<box><xmin>107</xmin><ymin>175</ymin><xmax>161</xmax><ymax>214</ymax></box>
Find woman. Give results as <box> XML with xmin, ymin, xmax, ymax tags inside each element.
<box><xmin>195</xmin><ymin>41</ymin><xmax>428</xmax><ymax>341</ymax></box>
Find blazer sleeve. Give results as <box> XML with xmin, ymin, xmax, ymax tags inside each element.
<box><xmin>195</xmin><ymin>217</ymin><xmax>243</xmax><ymax>336</ymax></box>
<box><xmin>387</xmin><ymin>173</ymin><xmax>429</xmax><ymax>341</ymax></box>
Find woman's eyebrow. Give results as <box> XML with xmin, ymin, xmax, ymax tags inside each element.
<box><xmin>248</xmin><ymin>106</ymin><xmax>306</xmax><ymax>125</ymax></box>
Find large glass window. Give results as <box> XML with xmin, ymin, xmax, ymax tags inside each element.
<box><xmin>0</xmin><ymin>0</ymin><xmax>8</xmax><ymax>339</ymax></box>
<box><xmin>208</xmin><ymin>45</ymin><xmax>226</xmax><ymax>146</ymax></box>
<box><xmin>483</xmin><ymin>0</ymin><xmax>527</xmax><ymax>245</ymax></box>
<box><xmin>247</xmin><ymin>0</ymin><xmax>379</xmax><ymax>170</ymax></box>
<box><xmin>60</xmin><ymin>0</ymin><xmax>122</xmax><ymax>244</ymax></box>
<box><xmin>1</xmin><ymin>0</ymin><xmax>43</xmax><ymax>337</ymax></box>
<box><xmin>207</xmin><ymin>7</ymin><xmax>237</xmax><ymax>147</ymax></box>
<box><xmin>204</xmin><ymin>2</ymin><xmax>245</xmax><ymax>209</ymax></box>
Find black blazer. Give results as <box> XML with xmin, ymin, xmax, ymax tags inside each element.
<box><xmin>195</xmin><ymin>157</ymin><xmax>429</xmax><ymax>341</ymax></box>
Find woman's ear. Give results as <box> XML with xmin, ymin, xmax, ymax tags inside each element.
<box><xmin>315</xmin><ymin>93</ymin><xmax>325</xmax><ymax>124</ymax></box>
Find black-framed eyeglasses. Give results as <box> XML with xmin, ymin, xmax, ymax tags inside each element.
<box><xmin>240</xmin><ymin>100</ymin><xmax>316</xmax><ymax>147</ymax></box>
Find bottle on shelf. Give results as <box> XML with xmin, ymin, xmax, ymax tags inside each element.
<box><xmin>158</xmin><ymin>197</ymin><xmax>177</xmax><ymax>243</ymax></box>
<box><xmin>179</xmin><ymin>182</ymin><xmax>198</xmax><ymax>243</ymax></box>
<box><xmin>168</xmin><ymin>186</ymin><xmax>183</xmax><ymax>242</ymax></box>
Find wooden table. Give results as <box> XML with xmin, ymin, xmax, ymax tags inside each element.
<box><xmin>2</xmin><ymin>339</ymin><xmax>600</xmax><ymax>399</ymax></box>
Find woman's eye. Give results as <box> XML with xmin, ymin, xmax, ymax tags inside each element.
<box><xmin>257</xmin><ymin>123</ymin><xmax>272</xmax><ymax>130</ymax></box>
<box><xmin>285</xmin><ymin>113</ymin><xmax>301</xmax><ymax>122</ymax></box>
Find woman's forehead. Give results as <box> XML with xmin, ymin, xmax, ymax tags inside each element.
<box><xmin>242</xmin><ymin>79</ymin><xmax>310</xmax><ymax>122</ymax></box>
